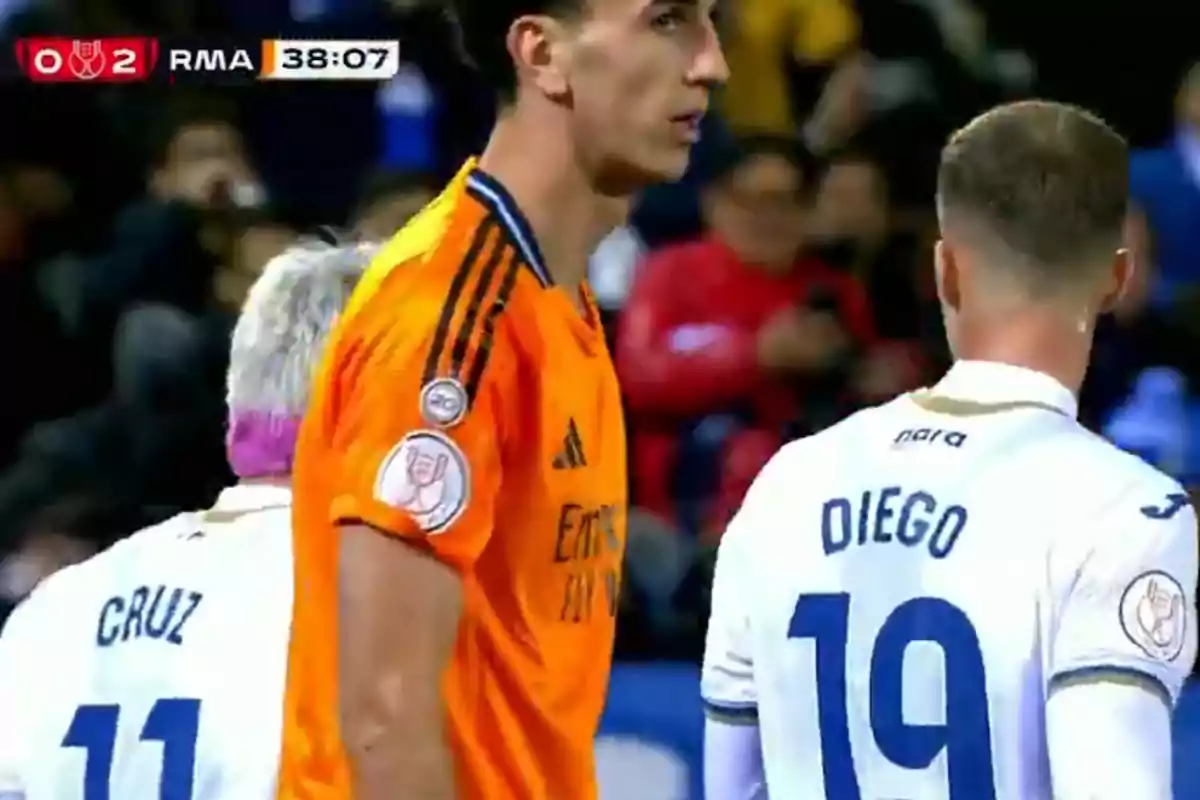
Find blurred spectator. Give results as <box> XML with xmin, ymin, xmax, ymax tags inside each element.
<box><xmin>377</xmin><ymin>63</ymin><xmax>438</xmax><ymax>172</ymax></box>
<box><xmin>41</xmin><ymin>97</ymin><xmax>268</xmax><ymax>339</ymax></box>
<box><xmin>618</xmin><ymin>136</ymin><xmax>878</xmax><ymax>538</ymax></box>
<box><xmin>807</xmin><ymin>148</ymin><xmax>936</xmax><ymax>388</ymax></box>
<box><xmin>214</xmin><ymin>221</ymin><xmax>297</xmax><ymax>312</ymax></box>
<box><xmin>809</xmin><ymin>149</ymin><xmax>915</xmax><ymax>335</ymax></box>
<box><xmin>1081</xmin><ymin>207</ymin><xmax>1200</xmax><ymax>429</ymax></box>
<box><xmin>616</xmin><ymin>509</ymin><xmax>695</xmax><ymax>652</ymax></box>
<box><xmin>631</xmin><ymin>0</ymin><xmax>868</xmax><ymax>244</ymax></box>
<box><xmin>0</xmin><ymin>96</ymin><xmax>284</xmax><ymax>557</ymax></box>
<box><xmin>349</xmin><ymin>168</ymin><xmax>437</xmax><ymax>239</ymax></box>
<box><xmin>1104</xmin><ymin>366</ymin><xmax>1191</xmax><ymax>481</ymax></box>
<box><xmin>847</xmin><ymin>0</ymin><xmax>1033</xmax><ymax>206</ymax></box>
<box><xmin>0</xmin><ymin>501</ymin><xmax>100</xmax><ymax>616</ymax></box>
<box><xmin>0</xmin><ymin>170</ymin><xmax>81</xmax><ymax>468</ymax></box>
<box><xmin>719</xmin><ymin>0</ymin><xmax>865</xmax><ymax>152</ymax></box>
<box><xmin>386</xmin><ymin>0</ymin><xmax>493</xmax><ymax>176</ymax></box>
<box><xmin>1130</xmin><ymin>61</ymin><xmax>1200</xmax><ymax>308</ymax></box>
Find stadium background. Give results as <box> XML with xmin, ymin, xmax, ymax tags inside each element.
<box><xmin>0</xmin><ymin>0</ymin><xmax>1198</xmax><ymax>796</ymax></box>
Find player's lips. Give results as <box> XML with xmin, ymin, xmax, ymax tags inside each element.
<box><xmin>670</xmin><ymin>112</ymin><xmax>704</xmax><ymax>142</ymax></box>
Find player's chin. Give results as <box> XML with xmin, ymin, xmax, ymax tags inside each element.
<box><xmin>596</xmin><ymin>143</ymin><xmax>692</xmax><ymax>192</ymax></box>
<box><xmin>629</xmin><ymin>145</ymin><xmax>693</xmax><ymax>184</ymax></box>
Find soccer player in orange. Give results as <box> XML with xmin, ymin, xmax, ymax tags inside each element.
<box><xmin>281</xmin><ymin>1</ymin><xmax>728</xmax><ymax>798</ymax></box>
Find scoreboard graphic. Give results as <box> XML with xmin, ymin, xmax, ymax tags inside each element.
<box><xmin>8</xmin><ymin>38</ymin><xmax>401</xmax><ymax>84</ymax></box>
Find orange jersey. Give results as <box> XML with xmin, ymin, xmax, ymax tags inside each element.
<box><xmin>280</xmin><ymin>161</ymin><xmax>628</xmax><ymax>799</ymax></box>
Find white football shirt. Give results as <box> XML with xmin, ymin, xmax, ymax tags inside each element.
<box><xmin>702</xmin><ymin>360</ymin><xmax>1198</xmax><ymax>799</ymax></box>
<box><xmin>0</xmin><ymin>483</ymin><xmax>293</xmax><ymax>799</ymax></box>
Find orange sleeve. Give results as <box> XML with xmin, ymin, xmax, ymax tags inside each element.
<box><xmin>326</xmin><ymin>224</ymin><xmax>519</xmax><ymax>570</ymax></box>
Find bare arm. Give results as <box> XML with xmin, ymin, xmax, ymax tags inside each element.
<box><xmin>322</xmin><ymin>264</ymin><xmax>514</xmax><ymax>796</ymax></box>
<box><xmin>338</xmin><ymin>524</ymin><xmax>462</xmax><ymax>799</ymax></box>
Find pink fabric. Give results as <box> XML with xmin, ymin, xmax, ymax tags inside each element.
<box><xmin>225</xmin><ymin>411</ymin><xmax>302</xmax><ymax>478</ymax></box>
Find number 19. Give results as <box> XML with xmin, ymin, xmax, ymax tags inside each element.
<box><xmin>789</xmin><ymin>593</ymin><xmax>996</xmax><ymax>798</ymax></box>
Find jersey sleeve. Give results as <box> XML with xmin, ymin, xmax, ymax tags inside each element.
<box><xmin>0</xmin><ymin>600</ymin><xmax>36</xmax><ymax>790</ymax></box>
<box><xmin>702</xmin><ymin>516</ymin><xmax>756</xmax><ymax>723</ymax></box>
<box><xmin>324</xmin><ymin>249</ymin><xmax>518</xmax><ymax>570</ymax></box>
<box><xmin>702</xmin><ymin>456</ymin><xmax>782</xmax><ymax>724</ymax></box>
<box><xmin>1048</xmin><ymin>484</ymin><xmax>1199</xmax><ymax>705</ymax></box>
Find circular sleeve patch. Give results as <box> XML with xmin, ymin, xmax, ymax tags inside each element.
<box><xmin>1119</xmin><ymin>570</ymin><xmax>1187</xmax><ymax>662</ymax></box>
<box><xmin>418</xmin><ymin>377</ymin><xmax>468</xmax><ymax>428</ymax></box>
<box><xmin>374</xmin><ymin>430</ymin><xmax>469</xmax><ymax>533</ymax></box>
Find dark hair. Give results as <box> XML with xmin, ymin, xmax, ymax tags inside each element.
<box><xmin>703</xmin><ymin>133</ymin><xmax>817</xmax><ymax>195</ymax></box>
<box><xmin>146</xmin><ymin>94</ymin><xmax>240</xmax><ymax>168</ymax></box>
<box><xmin>447</xmin><ymin>0</ymin><xmax>585</xmax><ymax>104</ymax></box>
<box><xmin>936</xmin><ymin>100</ymin><xmax>1128</xmax><ymax>284</ymax></box>
<box><xmin>353</xmin><ymin>168</ymin><xmax>439</xmax><ymax>217</ymax></box>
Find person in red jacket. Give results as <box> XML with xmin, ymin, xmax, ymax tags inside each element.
<box><xmin>617</xmin><ymin>135</ymin><xmax>905</xmax><ymax>538</ymax></box>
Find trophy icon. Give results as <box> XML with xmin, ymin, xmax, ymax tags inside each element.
<box><xmin>68</xmin><ymin>39</ymin><xmax>106</xmax><ymax>80</ymax></box>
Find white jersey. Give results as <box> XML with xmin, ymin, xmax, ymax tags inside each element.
<box><xmin>702</xmin><ymin>360</ymin><xmax>1198</xmax><ymax>799</ymax></box>
<box><xmin>0</xmin><ymin>484</ymin><xmax>293</xmax><ymax>799</ymax></box>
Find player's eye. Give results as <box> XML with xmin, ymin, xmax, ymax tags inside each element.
<box><xmin>650</xmin><ymin>6</ymin><xmax>688</xmax><ymax>32</ymax></box>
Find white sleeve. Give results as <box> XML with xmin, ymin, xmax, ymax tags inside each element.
<box><xmin>1048</xmin><ymin>484</ymin><xmax>1198</xmax><ymax>705</ymax></box>
<box><xmin>1046</xmin><ymin>679</ymin><xmax>1172</xmax><ymax>799</ymax></box>
<box><xmin>704</xmin><ymin>719</ymin><xmax>768</xmax><ymax>800</ymax></box>
<box><xmin>0</xmin><ymin>601</ymin><xmax>37</xmax><ymax>793</ymax></box>
<box><xmin>701</xmin><ymin>502</ymin><xmax>758</xmax><ymax>724</ymax></box>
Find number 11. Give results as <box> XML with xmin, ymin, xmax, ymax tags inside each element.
<box><xmin>62</xmin><ymin>697</ymin><xmax>200</xmax><ymax>799</ymax></box>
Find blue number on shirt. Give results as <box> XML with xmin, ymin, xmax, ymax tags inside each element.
<box><xmin>789</xmin><ymin>593</ymin><xmax>996</xmax><ymax>798</ymax></box>
<box><xmin>62</xmin><ymin>698</ymin><xmax>201</xmax><ymax>799</ymax></box>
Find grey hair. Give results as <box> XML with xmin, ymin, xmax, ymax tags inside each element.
<box><xmin>226</xmin><ymin>238</ymin><xmax>378</xmax><ymax>416</ymax></box>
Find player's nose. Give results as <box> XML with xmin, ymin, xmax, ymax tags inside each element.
<box><xmin>689</xmin><ymin>23</ymin><xmax>729</xmax><ymax>88</ymax></box>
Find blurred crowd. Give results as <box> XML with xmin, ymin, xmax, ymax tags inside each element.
<box><xmin>0</xmin><ymin>0</ymin><xmax>1198</xmax><ymax>665</ymax></box>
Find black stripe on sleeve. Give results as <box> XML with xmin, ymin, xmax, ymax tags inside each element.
<box><xmin>421</xmin><ymin>219</ymin><xmax>496</xmax><ymax>386</ymax></box>
<box><xmin>461</xmin><ymin>255</ymin><xmax>521</xmax><ymax>406</ymax></box>
<box><xmin>449</xmin><ymin>241</ymin><xmax>511</xmax><ymax>378</ymax></box>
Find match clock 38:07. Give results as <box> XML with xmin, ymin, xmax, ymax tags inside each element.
<box><xmin>263</xmin><ymin>39</ymin><xmax>400</xmax><ymax>81</ymax></box>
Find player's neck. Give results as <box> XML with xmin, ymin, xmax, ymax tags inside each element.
<box><xmin>952</xmin><ymin>306</ymin><xmax>1093</xmax><ymax>397</ymax></box>
<box><xmin>478</xmin><ymin>112</ymin><xmax>630</xmax><ymax>295</ymax></box>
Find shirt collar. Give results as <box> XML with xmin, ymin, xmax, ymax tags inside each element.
<box><xmin>928</xmin><ymin>360</ymin><xmax>1078</xmax><ymax>419</ymax></box>
<box><xmin>209</xmin><ymin>483</ymin><xmax>291</xmax><ymax>514</ymax></box>
<box><xmin>462</xmin><ymin>159</ymin><xmax>552</xmax><ymax>287</ymax></box>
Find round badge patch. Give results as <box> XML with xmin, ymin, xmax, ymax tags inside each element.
<box><xmin>419</xmin><ymin>377</ymin><xmax>468</xmax><ymax>428</ymax></box>
<box><xmin>1119</xmin><ymin>570</ymin><xmax>1187</xmax><ymax>662</ymax></box>
<box><xmin>375</xmin><ymin>430</ymin><xmax>469</xmax><ymax>533</ymax></box>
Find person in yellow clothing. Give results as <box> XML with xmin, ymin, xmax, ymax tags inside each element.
<box><xmin>721</xmin><ymin>0</ymin><xmax>867</xmax><ymax>149</ymax></box>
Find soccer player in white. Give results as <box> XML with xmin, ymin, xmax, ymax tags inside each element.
<box><xmin>702</xmin><ymin>100</ymin><xmax>1198</xmax><ymax>800</ymax></box>
<box><xmin>0</xmin><ymin>239</ymin><xmax>373</xmax><ymax>798</ymax></box>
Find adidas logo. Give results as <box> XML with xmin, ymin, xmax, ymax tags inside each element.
<box><xmin>552</xmin><ymin>418</ymin><xmax>587</xmax><ymax>470</ymax></box>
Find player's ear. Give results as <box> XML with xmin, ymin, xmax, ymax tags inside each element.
<box><xmin>933</xmin><ymin>239</ymin><xmax>962</xmax><ymax>312</ymax></box>
<box><xmin>508</xmin><ymin>15</ymin><xmax>571</xmax><ymax>99</ymax></box>
<box><xmin>1098</xmin><ymin>247</ymin><xmax>1132</xmax><ymax>314</ymax></box>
